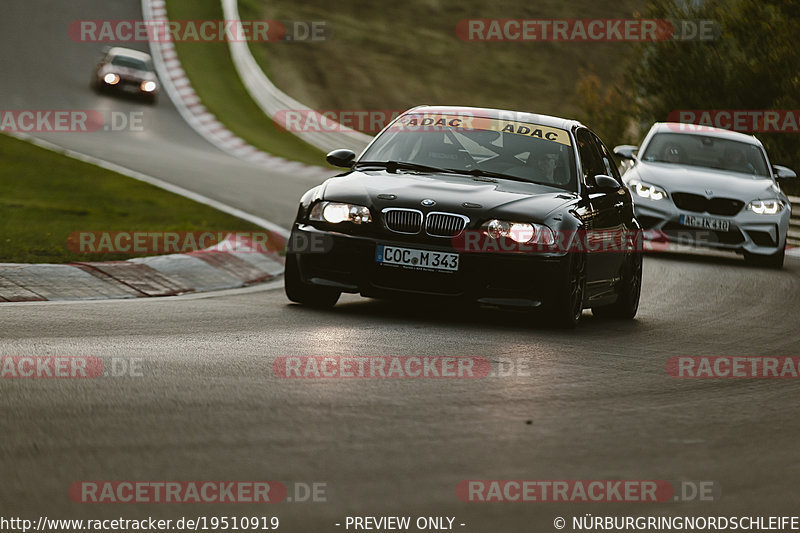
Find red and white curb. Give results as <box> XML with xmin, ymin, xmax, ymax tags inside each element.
<box><xmin>142</xmin><ymin>0</ymin><xmax>329</xmax><ymax>178</ymax></box>
<box><xmin>0</xmin><ymin>234</ymin><xmax>284</xmax><ymax>302</ymax></box>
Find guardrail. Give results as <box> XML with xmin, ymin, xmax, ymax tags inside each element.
<box><xmin>789</xmin><ymin>196</ymin><xmax>800</xmax><ymax>247</ymax></box>
<box><xmin>220</xmin><ymin>0</ymin><xmax>373</xmax><ymax>155</ymax></box>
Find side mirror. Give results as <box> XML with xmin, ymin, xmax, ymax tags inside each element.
<box><xmin>326</xmin><ymin>148</ymin><xmax>355</xmax><ymax>168</ymax></box>
<box><xmin>613</xmin><ymin>145</ymin><xmax>639</xmax><ymax>161</ymax></box>
<box><xmin>773</xmin><ymin>165</ymin><xmax>797</xmax><ymax>180</ymax></box>
<box><xmin>594</xmin><ymin>174</ymin><xmax>622</xmax><ymax>191</ymax></box>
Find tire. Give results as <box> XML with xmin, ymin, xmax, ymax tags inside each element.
<box><xmin>592</xmin><ymin>251</ymin><xmax>642</xmax><ymax>319</ymax></box>
<box><xmin>744</xmin><ymin>248</ymin><xmax>785</xmax><ymax>269</ymax></box>
<box><xmin>284</xmin><ymin>253</ymin><xmax>340</xmax><ymax>308</ymax></box>
<box><xmin>545</xmin><ymin>252</ymin><xmax>587</xmax><ymax>328</ymax></box>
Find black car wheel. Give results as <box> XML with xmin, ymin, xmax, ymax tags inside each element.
<box><xmin>284</xmin><ymin>253</ymin><xmax>340</xmax><ymax>308</ymax></box>
<box><xmin>546</xmin><ymin>252</ymin><xmax>587</xmax><ymax>328</ymax></box>
<box><xmin>744</xmin><ymin>248</ymin><xmax>785</xmax><ymax>269</ymax></box>
<box><xmin>592</xmin><ymin>251</ymin><xmax>642</xmax><ymax>319</ymax></box>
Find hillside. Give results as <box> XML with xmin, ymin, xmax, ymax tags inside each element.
<box><xmin>239</xmin><ymin>0</ymin><xmax>647</xmax><ymax>127</ymax></box>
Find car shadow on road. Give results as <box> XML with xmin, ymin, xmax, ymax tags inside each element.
<box><xmin>284</xmin><ymin>296</ymin><xmax>645</xmax><ymax>336</ymax></box>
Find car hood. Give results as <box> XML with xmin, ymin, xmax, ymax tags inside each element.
<box><xmin>321</xmin><ymin>170</ymin><xmax>578</xmax><ymax>220</ymax></box>
<box><xmin>632</xmin><ymin>161</ymin><xmax>779</xmax><ymax>200</ymax></box>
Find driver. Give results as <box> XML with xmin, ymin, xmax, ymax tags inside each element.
<box><xmin>662</xmin><ymin>143</ymin><xmax>684</xmax><ymax>163</ymax></box>
<box><xmin>724</xmin><ymin>146</ymin><xmax>756</xmax><ymax>174</ymax></box>
<box><xmin>532</xmin><ymin>143</ymin><xmax>561</xmax><ymax>183</ymax></box>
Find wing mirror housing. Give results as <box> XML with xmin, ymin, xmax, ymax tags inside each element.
<box><xmin>326</xmin><ymin>149</ymin><xmax>356</xmax><ymax>168</ymax></box>
<box><xmin>613</xmin><ymin>145</ymin><xmax>639</xmax><ymax>160</ymax></box>
<box><xmin>594</xmin><ymin>174</ymin><xmax>622</xmax><ymax>191</ymax></box>
<box><xmin>773</xmin><ymin>165</ymin><xmax>797</xmax><ymax>180</ymax></box>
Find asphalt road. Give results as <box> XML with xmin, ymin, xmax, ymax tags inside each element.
<box><xmin>2</xmin><ymin>1</ymin><xmax>800</xmax><ymax>532</ymax></box>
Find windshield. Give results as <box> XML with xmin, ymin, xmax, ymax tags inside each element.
<box><xmin>110</xmin><ymin>55</ymin><xmax>151</xmax><ymax>71</ymax></box>
<box><xmin>360</xmin><ymin>113</ymin><xmax>577</xmax><ymax>191</ymax></box>
<box><xmin>641</xmin><ymin>132</ymin><xmax>770</xmax><ymax>177</ymax></box>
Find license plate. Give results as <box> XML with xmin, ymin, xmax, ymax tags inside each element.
<box><xmin>679</xmin><ymin>214</ymin><xmax>730</xmax><ymax>232</ymax></box>
<box><xmin>376</xmin><ymin>245</ymin><xmax>459</xmax><ymax>272</ymax></box>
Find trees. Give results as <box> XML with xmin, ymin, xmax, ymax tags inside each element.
<box><xmin>630</xmin><ymin>0</ymin><xmax>800</xmax><ymax>191</ymax></box>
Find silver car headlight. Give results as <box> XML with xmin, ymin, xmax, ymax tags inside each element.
<box><xmin>628</xmin><ymin>179</ymin><xmax>667</xmax><ymax>201</ymax></box>
<box><xmin>103</xmin><ymin>73</ymin><xmax>120</xmax><ymax>85</ymax></box>
<box><xmin>481</xmin><ymin>219</ymin><xmax>555</xmax><ymax>245</ymax></box>
<box><xmin>140</xmin><ymin>80</ymin><xmax>157</xmax><ymax>92</ymax></box>
<box><xmin>747</xmin><ymin>199</ymin><xmax>784</xmax><ymax>215</ymax></box>
<box><xmin>310</xmin><ymin>201</ymin><xmax>372</xmax><ymax>224</ymax></box>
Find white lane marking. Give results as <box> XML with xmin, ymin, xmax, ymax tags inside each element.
<box><xmin>141</xmin><ymin>0</ymin><xmax>330</xmax><ymax>177</ymax></box>
<box><xmin>5</xmin><ymin>131</ymin><xmax>289</xmax><ymax>239</ymax></box>
<box><xmin>220</xmin><ymin>0</ymin><xmax>372</xmax><ymax>155</ymax></box>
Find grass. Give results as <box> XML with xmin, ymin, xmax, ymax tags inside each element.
<box><xmin>164</xmin><ymin>0</ymin><xmax>329</xmax><ymax>167</ymax></box>
<box><xmin>0</xmin><ymin>133</ymin><xmax>264</xmax><ymax>264</ymax></box>
<box><xmin>239</xmin><ymin>0</ymin><xmax>647</xmax><ymax>122</ymax></box>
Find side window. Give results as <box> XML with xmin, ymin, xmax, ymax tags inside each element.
<box><xmin>595</xmin><ymin>135</ymin><xmax>623</xmax><ymax>184</ymax></box>
<box><xmin>576</xmin><ymin>129</ymin><xmax>605</xmax><ymax>186</ymax></box>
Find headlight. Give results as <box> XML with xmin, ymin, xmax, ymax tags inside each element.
<box><xmin>481</xmin><ymin>219</ymin><xmax>555</xmax><ymax>245</ymax></box>
<box><xmin>628</xmin><ymin>179</ymin><xmax>667</xmax><ymax>201</ymax></box>
<box><xmin>140</xmin><ymin>80</ymin><xmax>157</xmax><ymax>92</ymax></box>
<box><xmin>747</xmin><ymin>199</ymin><xmax>783</xmax><ymax>215</ymax></box>
<box><xmin>310</xmin><ymin>201</ymin><xmax>372</xmax><ymax>224</ymax></box>
<box><xmin>103</xmin><ymin>73</ymin><xmax>120</xmax><ymax>85</ymax></box>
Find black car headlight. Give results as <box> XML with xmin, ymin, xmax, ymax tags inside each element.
<box><xmin>103</xmin><ymin>73</ymin><xmax>120</xmax><ymax>85</ymax></box>
<box><xmin>481</xmin><ymin>219</ymin><xmax>555</xmax><ymax>245</ymax></box>
<box><xmin>628</xmin><ymin>179</ymin><xmax>667</xmax><ymax>201</ymax></box>
<box><xmin>746</xmin><ymin>199</ymin><xmax>784</xmax><ymax>215</ymax></box>
<box><xmin>310</xmin><ymin>201</ymin><xmax>372</xmax><ymax>224</ymax></box>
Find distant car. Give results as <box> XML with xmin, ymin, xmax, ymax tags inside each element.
<box><xmin>91</xmin><ymin>47</ymin><xmax>158</xmax><ymax>103</ymax></box>
<box><xmin>285</xmin><ymin>105</ymin><xmax>643</xmax><ymax>327</ymax></box>
<box><xmin>615</xmin><ymin>123</ymin><xmax>796</xmax><ymax>268</ymax></box>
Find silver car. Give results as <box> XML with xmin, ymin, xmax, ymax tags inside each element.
<box><xmin>614</xmin><ymin>123</ymin><xmax>796</xmax><ymax>268</ymax></box>
<box><xmin>91</xmin><ymin>47</ymin><xmax>159</xmax><ymax>104</ymax></box>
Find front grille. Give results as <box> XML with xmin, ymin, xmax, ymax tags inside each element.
<box><xmin>671</xmin><ymin>193</ymin><xmax>744</xmax><ymax>216</ymax></box>
<box><xmin>384</xmin><ymin>209</ymin><xmax>423</xmax><ymax>234</ymax></box>
<box><xmin>425</xmin><ymin>212</ymin><xmax>468</xmax><ymax>237</ymax></box>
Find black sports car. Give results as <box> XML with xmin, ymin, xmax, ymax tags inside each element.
<box><xmin>285</xmin><ymin>106</ymin><xmax>642</xmax><ymax>327</ymax></box>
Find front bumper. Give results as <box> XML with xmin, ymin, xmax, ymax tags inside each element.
<box><xmin>98</xmin><ymin>76</ymin><xmax>158</xmax><ymax>98</ymax></box>
<box><xmin>291</xmin><ymin>224</ymin><xmax>569</xmax><ymax>308</ymax></box>
<box><xmin>632</xmin><ymin>197</ymin><xmax>789</xmax><ymax>254</ymax></box>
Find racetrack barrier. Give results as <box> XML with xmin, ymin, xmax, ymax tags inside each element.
<box><xmin>789</xmin><ymin>196</ymin><xmax>800</xmax><ymax>247</ymax></box>
<box><xmin>221</xmin><ymin>0</ymin><xmax>372</xmax><ymax>154</ymax></box>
